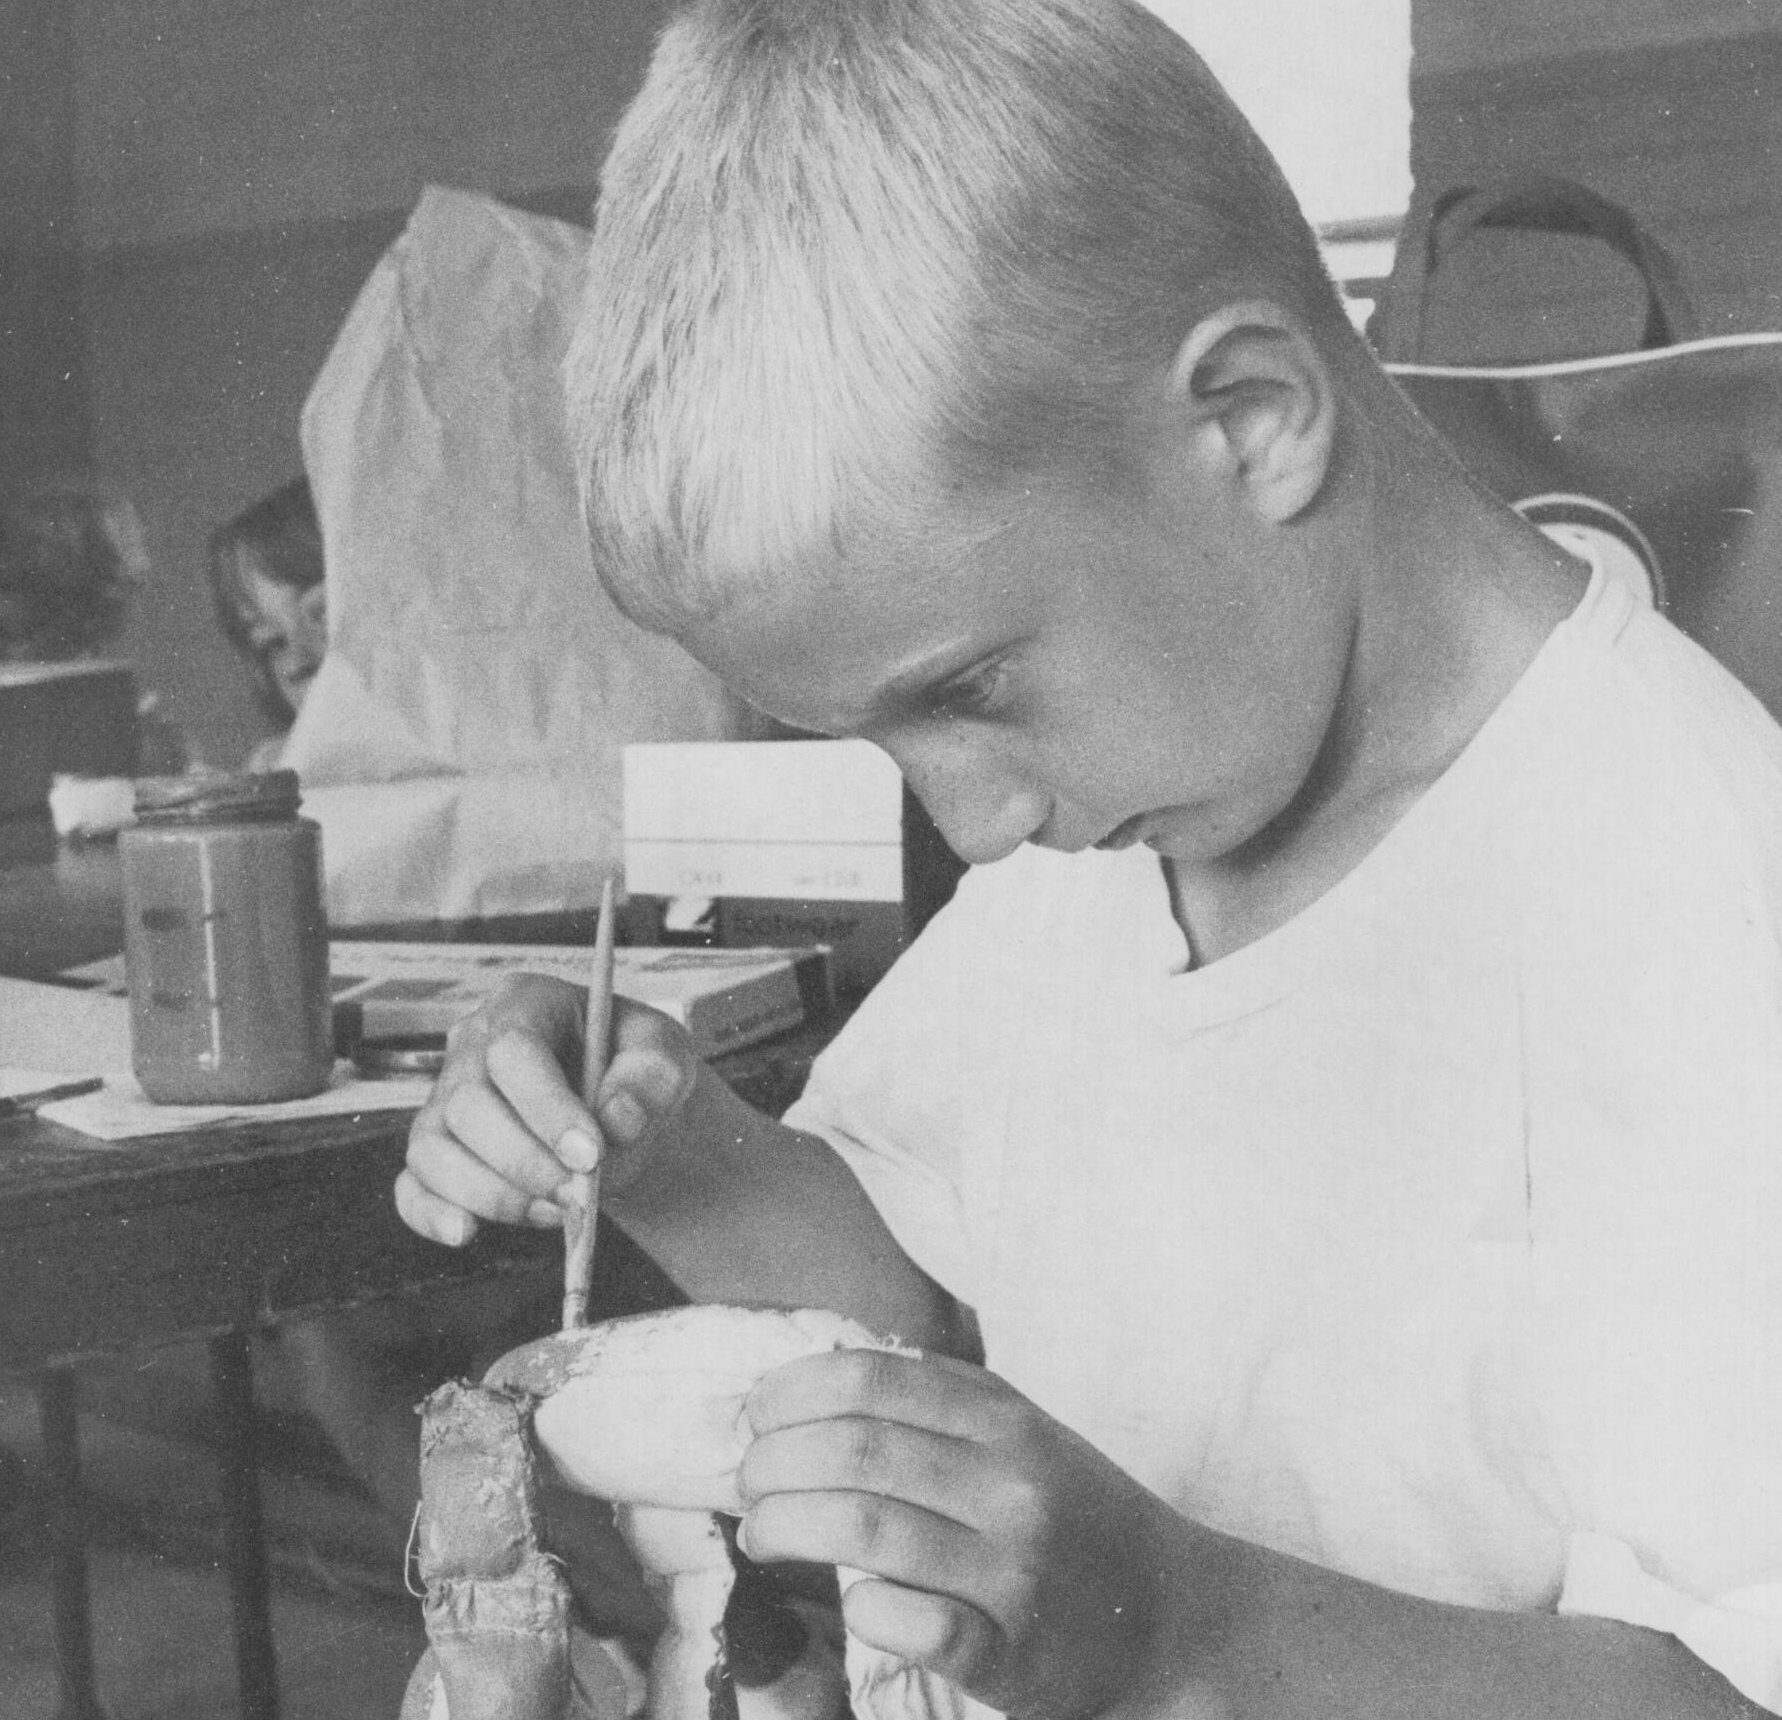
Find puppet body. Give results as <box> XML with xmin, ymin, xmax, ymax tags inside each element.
<box><xmin>400</xmin><ymin>1307</ymin><xmax>990</xmax><ymax>1720</ymax></box>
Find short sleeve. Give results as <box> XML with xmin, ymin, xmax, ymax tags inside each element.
<box><xmin>1559</xmin><ymin>1534</ymin><xmax>1782</xmax><ymax>1713</ymax></box>
<box><xmin>785</xmin><ymin>861</ymin><xmax>1027</xmax><ymax>1310</ymax></box>
<box><xmin>1522</xmin><ymin>767</ymin><xmax>1782</xmax><ymax>1713</ymax></box>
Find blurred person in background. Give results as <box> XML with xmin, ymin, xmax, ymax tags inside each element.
<box><xmin>207</xmin><ymin>476</ymin><xmax>327</xmax><ymax>770</ymax></box>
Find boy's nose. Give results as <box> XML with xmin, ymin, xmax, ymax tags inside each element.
<box><xmin>891</xmin><ymin>740</ymin><xmax>1049</xmax><ymax>866</ymax></box>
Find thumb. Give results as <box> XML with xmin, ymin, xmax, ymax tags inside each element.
<box><xmin>591</xmin><ymin>1000</ymin><xmax>699</xmax><ymax>1188</ymax></box>
<box><xmin>841</xmin><ymin>1577</ymin><xmax>1003</xmax><ymax>1694</ymax></box>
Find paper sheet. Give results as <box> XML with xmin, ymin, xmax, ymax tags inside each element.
<box><xmin>37</xmin><ymin>1064</ymin><xmax>432</xmax><ymax>1142</ymax></box>
<box><xmin>0</xmin><ymin>974</ymin><xmax>131</xmax><ymax>1075</ymax></box>
<box><xmin>0</xmin><ymin>976</ymin><xmax>428</xmax><ymax>1141</ymax></box>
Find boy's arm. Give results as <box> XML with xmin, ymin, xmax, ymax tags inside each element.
<box><xmin>396</xmin><ymin>976</ymin><xmax>963</xmax><ymax>1356</ymax></box>
<box><xmin>603</xmin><ymin>1056</ymin><xmax>966</xmax><ymax>1353</ymax></box>
<box><xmin>1143</xmin><ymin>1528</ymin><xmax>1768</xmax><ymax>1720</ymax></box>
<box><xmin>738</xmin><ymin>1350</ymin><xmax>1771</xmax><ymax>1720</ymax></box>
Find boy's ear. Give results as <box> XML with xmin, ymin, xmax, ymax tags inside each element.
<box><xmin>1165</xmin><ymin>301</ymin><xmax>1336</xmax><ymax>524</ymax></box>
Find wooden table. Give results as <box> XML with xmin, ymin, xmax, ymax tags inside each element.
<box><xmin>4</xmin><ymin>1108</ymin><xmax>535</xmax><ymax>1719</ymax></box>
<box><xmin>3</xmin><ymin>1055</ymin><xmax>827</xmax><ymax>1720</ymax></box>
<box><xmin>0</xmin><ymin>820</ymin><xmax>832</xmax><ymax>1719</ymax></box>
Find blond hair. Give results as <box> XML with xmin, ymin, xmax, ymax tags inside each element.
<box><xmin>567</xmin><ymin>0</ymin><xmax>1346</xmax><ymax>627</ymax></box>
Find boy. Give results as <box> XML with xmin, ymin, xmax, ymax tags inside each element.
<box><xmin>398</xmin><ymin>1</ymin><xmax>1782</xmax><ymax>1714</ymax></box>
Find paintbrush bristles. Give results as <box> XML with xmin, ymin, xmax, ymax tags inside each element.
<box><xmin>562</xmin><ymin>877</ymin><xmax>617</xmax><ymax>1331</ymax></box>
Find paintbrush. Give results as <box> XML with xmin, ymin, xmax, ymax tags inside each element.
<box><xmin>561</xmin><ymin>876</ymin><xmax>616</xmax><ymax>1330</ymax></box>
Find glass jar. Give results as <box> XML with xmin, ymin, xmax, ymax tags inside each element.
<box><xmin>119</xmin><ymin>769</ymin><xmax>333</xmax><ymax>1103</ymax></box>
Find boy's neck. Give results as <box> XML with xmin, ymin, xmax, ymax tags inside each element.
<box><xmin>1167</xmin><ymin>426</ymin><xmax>1588</xmax><ymax>967</ymax></box>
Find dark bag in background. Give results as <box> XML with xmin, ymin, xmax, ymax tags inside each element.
<box><xmin>1371</xmin><ymin>174</ymin><xmax>1782</xmax><ymax>719</ymax></box>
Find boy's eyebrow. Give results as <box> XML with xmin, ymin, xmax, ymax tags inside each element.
<box><xmin>868</xmin><ymin>644</ymin><xmax>996</xmax><ymax>715</ymax></box>
<box><xmin>803</xmin><ymin>660</ymin><xmax>950</xmax><ymax>740</ymax></box>
<box><xmin>845</xmin><ymin>640</ymin><xmax>1015</xmax><ymax>737</ymax></box>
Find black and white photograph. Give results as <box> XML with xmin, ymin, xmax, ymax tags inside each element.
<box><xmin>3</xmin><ymin>2</ymin><xmax>1780</xmax><ymax>1715</ymax></box>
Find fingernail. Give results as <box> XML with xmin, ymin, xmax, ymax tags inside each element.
<box><xmin>528</xmin><ymin>1198</ymin><xmax>566</xmax><ymax>1227</ymax></box>
<box><xmin>735</xmin><ymin>1516</ymin><xmax>753</xmax><ymax>1559</ymax></box>
<box><xmin>603</xmin><ymin>1092</ymin><xmax>647</xmax><ymax>1143</ymax></box>
<box><xmin>557</xmin><ymin>1127</ymin><xmax>601</xmax><ymax>1173</ymax></box>
<box><xmin>441</xmin><ymin>1211</ymin><xmax>473</xmax><ymax>1247</ymax></box>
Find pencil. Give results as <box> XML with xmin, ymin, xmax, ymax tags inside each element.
<box><xmin>561</xmin><ymin>876</ymin><xmax>616</xmax><ymax>1331</ymax></box>
<box><xmin>0</xmin><ymin>1075</ymin><xmax>105</xmax><ymax>1119</ymax></box>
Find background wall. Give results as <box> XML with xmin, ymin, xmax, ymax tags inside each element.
<box><xmin>1416</xmin><ymin>0</ymin><xmax>1780</xmax><ymax>73</ymax></box>
<box><xmin>1145</xmin><ymin>0</ymin><xmax>1412</xmax><ymax>230</ymax></box>
<box><xmin>0</xmin><ymin>0</ymin><xmax>88</xmax><ymax>492</ymax></box>
<box><xmin>22</xmin><ymin>0</ymin><xmax>663</xmax><ymax>765</ymax></box>
<box><xmin>5</xmin><ymin>0</ymin><xmax>1781</xmax><ymax>765</ymax></box>
<box><xmin>69</xmin><ymin>0</ymin><xmax>658</xmax><ymax>250</ymax></box>
<box><xmin>1408</xmin><ymin>10</ymin><xmax>1782</xmax><ymax>362</ymax></box>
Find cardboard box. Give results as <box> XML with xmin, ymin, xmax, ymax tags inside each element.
<box><xmin>623</xmin><ymin>740</ymin><xmax>964</xmax><ymax>994</ymax></box>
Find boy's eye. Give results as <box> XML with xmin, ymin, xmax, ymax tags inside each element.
<box><xmin>929</xmin><ymin>656</ymin><xmax>1010</xmax><ymax>722</ymax></box>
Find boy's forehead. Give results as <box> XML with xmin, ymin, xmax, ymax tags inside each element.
<box><xmin>676</xmin><ymin>537</ymin><xmax>1001</xmax><ymax>717</ymax></box>
<box><xmin>679</xmin><ymin>482</ymin><xmax>1131</xmax><ymax>724</ymax></box>
<box><xmin>687</xmin><ymin>556</ymin><xmax>942</xmax><ymax>677</ymax></box>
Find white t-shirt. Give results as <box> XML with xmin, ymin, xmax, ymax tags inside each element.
<box><xmin>786</xmin><ymin>561</ymin><xmax>1782</xmax><ymax>1710</ymax></box>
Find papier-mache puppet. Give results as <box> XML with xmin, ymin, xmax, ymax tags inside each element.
<box><xmin>400</xmin><ymin>1307</ymin><xmax>982</xmax><ymax>1720</ymax></box>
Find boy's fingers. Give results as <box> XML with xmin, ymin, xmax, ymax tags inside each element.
<box><xmin>841</xmin><ymin>1580</ymin><xmax>1001</xmax><ymax>1693</ymax></box>
<box><xmin>599</xmin><ymin>1004</ymin><xmax>698</xmax><ymax>1124</ymax></box>
<box><xmin>406</xmin><ymin>1100</ymin><xmax>573</xmax><ymax>1225</ymax></box>
<box><xmin>482</xmin><ymin>1028</ymin><xmax>603</xmax><ymax>1164</ymax></box>
<box><xmin>582</xmin><ymin>1003</ymin><xmax>698</xmax><ymax>1186</ymax></box>
<box><xmin>598</xmin><ymin>1044</ymin><xmax>693</xmax><ymax>1136</ymax></box>
<box><xmin>394</xmin><ymin>975</ymin><xmax>640</xmax><ymax>1244</ymax></box>
<box><xmin>395</xmin><ymin>1156</ymin><xmax>562</xmax><ymax>1245</ymax></box>
<box><xmin>393</xmin><ymin>1167</ymin><xmax>480</xmax><ymax>1248</ymax></box>
<box><xmin>747</xmin><ymin>1349</ymin><xmax>993</xmax><ymax>1442</ymax></box>
<box><xmin>610</xmin><ymin>997</ymin><xmax>698</xmax><ymax>1059</ymax></box>
<box><xmin>740</xmin><ymin>1490</ymin><xmax>986</xmax><ymax>1598</ymax></box>
<box><xmin>739</xmin><ymin>1418</ymin><xmax>992</xmax><ymax>1529</ymax></box>
<box><xmin>435</xmin><ymin>1076</ymin><xmax>590</xmax><ymax>1199</ymax></box>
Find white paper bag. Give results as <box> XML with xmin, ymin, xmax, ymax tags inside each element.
<box><xmin>285</xmin><ymin>186</ymin><xmax>757</xmax><ymax>926</ymax></box>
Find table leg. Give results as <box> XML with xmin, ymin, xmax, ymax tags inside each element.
<box><xmin>208</xmin><ymin>1331</ymin><xmax>279</xmax><ymax>1720</ymax></box>
<box><xmin>38</xmin><ymin>1365</ymin><xmax>111</xmax><ymax>1720</ymax></box>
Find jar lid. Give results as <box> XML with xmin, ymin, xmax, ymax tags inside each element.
<box><xmin>134</xmin><ymin>768</ymin><xmax>302</xmax><ymax>823</ymax></box>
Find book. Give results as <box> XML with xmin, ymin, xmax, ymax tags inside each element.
<box><xmin>328</xmin><ymin>942</ymin><xmax>827</xmax><ymax>1059</ymax></box>
<box><xmin>61</xmin><ymin>943</ymin><xmax>829</xmax><ymax>1062</ymax></box>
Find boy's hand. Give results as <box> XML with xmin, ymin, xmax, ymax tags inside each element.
<box><xmin>395</xmin><ymin>974</ymin><xmax>697</xmax><ymax>1248</ymax></box>
<box><xmin>737</xmin><ymin>1350</ymin><xmax>1192</xmax><ymax>1720</ymax></box>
